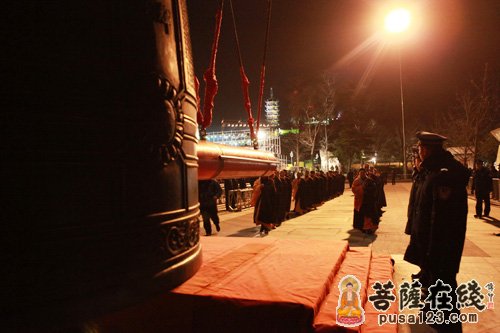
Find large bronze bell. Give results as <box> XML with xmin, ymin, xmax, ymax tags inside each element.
<box><xmin>2</xmin><ymin>0</ymin><xmax>202</xmax><ymax>329</ymax></box>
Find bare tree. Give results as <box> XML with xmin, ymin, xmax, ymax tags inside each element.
<box><xmin>290</xmin><ymin>74</ymin><xmax>337</xmax><ymax>162</ymax></box>
<box><xmin>435</xmin><ymin>64</ymin><xmax>499</xmax><ymax>165</ymax></box>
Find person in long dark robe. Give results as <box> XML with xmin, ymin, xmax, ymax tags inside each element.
<box><xmin>373</xmin><ymin>169</ymin><xmax>387</xmax><ymax>220</ymax></box>
<box><xmin>302</xmin><ymin>170</ymin><xmax>313</xmax><ymax>211</ymax></box>
<box><xmin>309</xmin><ymin>171</ymin><xmax>321</xmax><ymax>208</ymax></box>
<box><xmin>339</xmin><ymin>172</ymin><xmax>346</xmax><ymax>195</ymax></box>
<box><xmin>361</xmin><ymin>173</ymin><xmax>379</xmax><ymax>233</ymax></box>
<box><xmin>279</xmin><ymin>170</ymin><xmax>292</xmax><ymax>221</ymax></box>
<box><xmin>347</xmin><ymin>170</ymin><xmax>354</xmax><ymax>188</ymax></box>
<box><xmin>252</xmin><ymin>176</ymin><xmax>277</xmax><ymax>234</ymax></box>
<box><xmin>293</xmin><ymin>173</ymin><xmax>306</xmax><ymax>215</ymax></box>
<box><xmin>352</xmin><ymin>169</ymin><xmax>366</xmax><ymax>230</ymax></box>
<box><xmin>272</xmin><ymin>171</ymin><xmax>285</xmax><ymax>225</ymax></box>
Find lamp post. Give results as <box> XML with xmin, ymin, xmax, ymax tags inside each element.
<box><xmin>398</xmin><ymin>48</ymin><xmax>407</xmax><ymax>179</ymax></box>
<box><xmin>384</xmin><ymin>8</ymin><xmax>411</xmax><ymax>179</ymax></box>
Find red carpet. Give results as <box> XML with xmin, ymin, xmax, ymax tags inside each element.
<box><xmin>95</xmin><ymin>237</ymin><xmax>395</xmax><ymax>333</ymax></box>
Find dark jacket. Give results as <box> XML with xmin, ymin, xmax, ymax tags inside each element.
<box><xmin>472</xmin><ymin>167</ymin><xmax>493</xmax><ymax>194</ymax></box>
<box><xmin>405</xmin><ymin>168</ymin><xmax>422</xmax><ymax>235</ymax></box>
<box><xmin>199</xmin><ymin>179</ymin><xmax>222</xmax><ymax>209</ymax></box>
<box><xmin>404</xmin><ymin>150</ymin><xmax>469</xmax><ymax>274</ymax></box>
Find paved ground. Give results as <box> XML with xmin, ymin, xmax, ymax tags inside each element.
<box><xmin>204</xmin><ymin>182</ymin><xmax>500</xmax><ymax>333</ymax></box>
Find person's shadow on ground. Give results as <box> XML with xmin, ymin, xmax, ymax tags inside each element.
<box><xmin>344</xmin><ymin>228</ymin><xmax>378</xmax><ymax>247</ymax></box>
<box><xmin>481</xmin><ymin>216</ymin><xmax>500</xmax><ymax>236</ymax></box>
<box><xmin>482</xmin><ymin>216</ymin><xmax>500</xmax><ymax>228</ymax></box>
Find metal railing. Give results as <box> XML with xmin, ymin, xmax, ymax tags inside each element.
<box><xmin>226</xmin><ymin>188</ymin><xmax>254</xmax><ymax>211</ymax></box>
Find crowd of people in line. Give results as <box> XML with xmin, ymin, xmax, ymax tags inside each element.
<box><xmin>199</xmin><ymin>169</ymin><xmax>348</xmax><ymax>235</ymax></box>
<box><xmin>251</xmin><ymin>170</ymin><xmax>346</xmax><ymax>234</ymax></box>
<box><xmin>199</xmin><ymin>156</ymin><xmax>498</xmax><ymax>238</ymax></box>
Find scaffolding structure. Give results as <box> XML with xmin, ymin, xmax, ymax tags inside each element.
<box><xmin>206</xmin><ymin>88</ymin><xmax>284</xmax><ymax>165</ymax></box>
<box><xmin>205</xmin><ymin>125</ymin><xmax>281</xmax><ymax>158</ymax></box>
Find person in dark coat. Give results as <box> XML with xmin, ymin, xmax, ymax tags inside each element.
<box><xmin>292</xmin><ymin>172</ymin><xmax>307</xmax><ymax>215</ymax></box>
<box><xmin>472</xmin><ymin>160</ymin><xmax>492</xmax><ymax>218</ymax></box>
<box><xmin>301</xmin><ymin>170</ymin><xmax>313</xmax><ymax>211</ymax></box>
<box><xmin>373</xmin><ymin>169</ymin><xmax>386</xmax><ymax>219</ymax></box>
<box><xmin>405</xmin><ymin>153</ymin><xmax>422</xmax><ymax>236</ymax></box>
<box><xmin>339</xmin><ymin>172</ymin><xmax>346</xmax><ymax>195</ymax></box>
<box><xmin>198</xmin><ymin>179</ymin><xmax>223</xmax><ymax>236</ymax></box>
<box><xmin>404</xmin><ymin>131</ymin><xmax>469</xmax><ymax>333</ymax></box>
<box><xmin>380</xmin><ymin>171</ymin><xmax>388</xmax><ymax>185</ymax></box>
<box><xmin>279</xmin><ymin>170</ymin><xmax>292</xmax><ymax>221</ymax></box>
<box><xmin>347</xmin><ymin>170</ymin><xmax>354</xmax><ymax>188</ymax></box>
<box><xmin>352</xmin><ymin>168</ymin><xmax>366</xmax><ymax>230</ymax></box>
<box><xmin>272</xmin><ymin>171</ymin><xmax>285</xmax><ymax>225</ymax></box>
<box><xmin>252</xmin><ymin>176</ymin><xmax>277</xmax><ymax>234</ymax></box>
<box><xmin>360</xmin><ymin>172</ymin><xmax>379</xmax><ymax>233</ymax></box>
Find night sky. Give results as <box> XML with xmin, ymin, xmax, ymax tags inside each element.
<box><xmin>187</xmin><ymin>0</ymin><xmax>500</xmax><ymax>130</ymax></box>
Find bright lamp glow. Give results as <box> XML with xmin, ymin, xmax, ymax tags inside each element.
<box><xmin>384</xmin><ymin>8</ymin><xmax>411</xmax><ymax>33</ymax></box>
<box><xmin>257</xmin><ymin>131</ymin><xmax>267</xmax><ymax>140</ymax></box>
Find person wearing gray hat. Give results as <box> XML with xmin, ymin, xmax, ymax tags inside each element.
<box><xmin>404</xmin><ymin>131</ymin><xmax>470</xmax><ymax>333</ymax></box>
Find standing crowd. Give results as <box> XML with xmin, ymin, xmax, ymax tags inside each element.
<box><xmin>252</xmin><ymin>169</ymin><xmax>346</xmax><ymax>234</ymax></box>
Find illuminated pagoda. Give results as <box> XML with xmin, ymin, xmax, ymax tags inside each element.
<box><xmin>265</xmin><ymin>87</ymin><xmax>279</xmax><ymax>128</ymax></box>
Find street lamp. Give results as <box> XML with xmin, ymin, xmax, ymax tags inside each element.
<box><xmin>384</xmin><ymin>8</ymin><xmax>411</xmax><ymax>33</ymax></box>
<box><xmin>384</xmin><ymin>7</ymin><xmax>411</xmax><ymax>179</ymax></box>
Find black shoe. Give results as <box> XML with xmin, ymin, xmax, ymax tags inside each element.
<box><xmin>216</xmin><ymin>224</ymin><xmax>220</xmax><ymax>232</ymax></box>
<box><xmin>205</xmin><ymin>232</ymin><xmax>212</xmax><ymax>236</ymax></box>
<box><xmin>474</xmin><ymin>214</ymin><xmax>482</xmax><ymax>219</ymax></box>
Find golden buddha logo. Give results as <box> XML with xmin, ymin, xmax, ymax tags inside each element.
<box><xmin>336</xmin><ymin>275</ymin><xmax>365</xmax><ymax>327</ymax></box>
